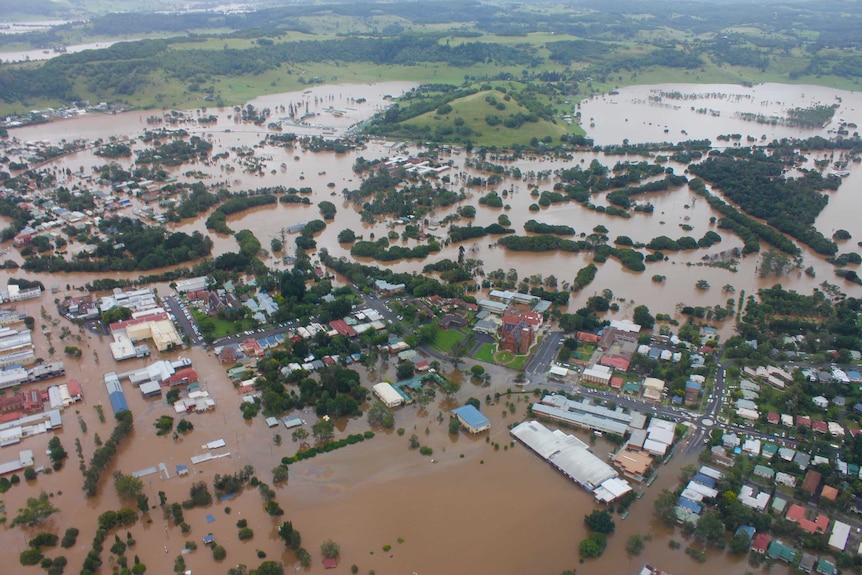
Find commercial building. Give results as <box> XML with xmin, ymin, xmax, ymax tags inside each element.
<box><xmin>451</xmin><ymin>405</ymin><xmax>490</xmax><ymax>434</ymax></box>
<box><xmin>511</xmin><ymin>420</ymin><xmax>631</xmax><ymax>503</ymax></box>
<box><xmin>582</xmin><ymin>365</ymin><xmax>613</xmax><ymax>386</ymax></box>
<box><xmin>372</xmin><ymin>382</ymin><xmax>403</xmax><ymax>408</ymax></box>
<box><xmin>642</xmin><ymin>377</ymin><xmax>665</xmax><ymax>401</ymax></box>
<box><xmin>532</xmin><ymin>395</ymin><xmax>631</xmax><ymax>436</ymax></box>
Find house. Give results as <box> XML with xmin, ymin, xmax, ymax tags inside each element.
<box><xmin>816</xmin><ymin>558</ymin><xmax>837</xmax><ymax>575</ymax></box>
<box><xmin>802</xmin><ymin>469</ymin><xmax>822</xmax><ymax>493</ymax></box>
<box><xmin>799</xmin><ymin>553</ymin><xmax>817</xmax><ymax>574</ymax></box>
<box><xmin>753</xmin><ymin>465</ymin><xmax>775</xmax><ymax>480</ymax></box>
<box><xmin>684</xmin><ymin>380</ymin><xmax>701</xmax><ymax>404</ymax></box>
<box><xmin>786</xmin><ymin>504</ymin><xmax>830</xmax><ymax>534</ymax></box>
<box><xmin>821</xmin><ymin>485</ymin><xmax>838</xmax><ymax>502</ymax></box>
<box><xmin>775</xmin><ymin>472</ymin><xmax>797</xmax><ymax>487</ymax></box>
<box><xmin>767</xmin><ymin>412</ymin><xmax>780</xmax><ymax>424</ymax></box>
<box><xmin>767</xmin><ymin>540</ymin><xmax>797</xmax><ymax>563</ymax></box>
<box><xmin>751</xmin><ymin>533</ymin><xmax>771</xmax><ymax>554</ymax></box>
<box><xmin>739</xmin><ymin>485</ymin><xmax>770</xmax><ymax>511</ymax></box>
<box><xmin>642</xmin><ymin>377</ymin><xmax>665</xmax><ymax>402</ymax></box>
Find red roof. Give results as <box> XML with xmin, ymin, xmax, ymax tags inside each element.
<box><xmin>329</xmin><ymin>319</ymin><xmax>357</xmax><ymax>338</ymax></box>
<box><xmin>414</xmin><ymin>360</ymin><xmax>429</xmax><ymax>371</ymax></box>
<box><xmin>109</xmin><ymin>311</ymin><xmax>169</xmax><ymax>332</ymax></box>
<box><xmin>796</xmin><ymin>415</ymin><xmax>812</xmax><ymax>428</ymax></box>
<box><xmin>577</xmin><ymin>331</ymin><xmax>601</xmax><ymax>343</ymax></box>
<box><xmin>66</xmin><ymin>379</ymin><xmax>83</xmax><ymax>398</ymax></box>
<box><xmin>322</xmin><ymin>356</ymin><xmax>336</xmax><ymax>366</ymax></box>
<box><xmin>812</xmin><ymin>420</ymin><xmax>828</xmax><ymax>433</ymax></box>
<box><xmin>767</xmin><ymin>412</ymin><xmax>780</xmax><ymax>424</ymax></box>
<box><xmin>0</xmin><ymin>411</ymin><xmax>22</xmax><ymax>423</ymax></box>
<box><xmin>166</xmin><ymin>368</ymin><xmax>198</xmax><ymax>387</ymax></box>
<box><xmin>610</xmin><ymin>377</ymin><xmax>624</xmax><ymax>389</ymax></box>
<box><xmin>322</xmin><ymin>558</ymin><xmax>337</xmax><ymax>569</ymax></box>
<box><xmin>752</xmin><ymin>533</ymin><xmax>771</xmax><ymax>552</ymax></box>
<box><xmin>600</xmin><ymin>355</ymin><xmax>630</xmax><ymax>371</ymax></box>
<box><xmin>785</xmin><ymin>504</ymin><xmax>830</xmax><ymax>533</ymax></box>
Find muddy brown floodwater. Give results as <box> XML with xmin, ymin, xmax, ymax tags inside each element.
<box><xmin>1</xmin><ymin>80</ymin><xmax>860</xmax><ymax>574</ymax></box>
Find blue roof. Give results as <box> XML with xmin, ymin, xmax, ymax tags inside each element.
<box><xmin>108</xmin><ymin>390</ymin><xmax>129</xmax><ymax>414</ymax></box>
<box><xmin>847</xmin><ymin>370</ymin><xmax>862</xmax><ymax>380</ymax></box>
<box><xmin>672</xmin><ymin>395</ymin><xmax>683</xmax><ymax>404</ymax></box>
<box><xmin>678</xmin><ymin>496</ymin><xmax>702</xmax><ymax>514</ymax></box>
<box><xmin>735</xmin><ymin>525</ymin><xmax>756</xmax><ymax>539</ymax></box>
<box><xmin>648</xmin><ymin>348</ymin><xmax>661</xmax><ymax>359</ymax></box>
<box><xmin>685</xmin><ymin>380</ymin><xmax>702</xmax><ymax>390</ymax></box>
<box><xmin>452</xmin><ymin>405</ymin><xmax>490</xmax><ymax>430</ymax></box>
<box><xmin>692</xmin><ymin>473</ymin><xmax>716</xmax><ymax>488</ymax></box>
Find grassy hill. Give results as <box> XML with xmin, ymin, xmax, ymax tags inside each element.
<box><xmin>401</xmin><ymin>88</ymin><xmax>576</xmax><ymax>147</ymax></box>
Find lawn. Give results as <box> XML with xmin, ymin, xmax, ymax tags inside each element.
<box><xmin>473</xmin><ymin>343</ymin><xmax>529</xmax><ymax>371</ymax></box>
<box><xmin>573</xmin><ymin>343</ymin><xmax>597</xmax><ymax>361</ymax></box>
<box><xmin>473</xmin><ymin>343</ymin><xmax>497</xmax><ymax>363</ymax></box>
<box><xmin>190</xmin><ymin>308</ymin><xmax>251</xmax><ymax>339</ymax></box>
<box><xmin>432</xmin><ymin>328</ymin><xmax>466</xmax><ymax>353</ymax></box>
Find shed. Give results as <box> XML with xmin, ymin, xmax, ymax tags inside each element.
<box><xmin>452</xmin><ymin>405</ymin><xmax>490</xmax><ymax>434</ymax></box>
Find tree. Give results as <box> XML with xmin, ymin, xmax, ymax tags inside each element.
<box><xmin>312</xmin><ymin>419</ymin><xmax>334</xmax><ymax>444</ymax></box>
<box><xmin>694</xmin><ymin>511</ymin><xmax>726</xmax><ymax>549</ymax></box>
<box><xmin>320</xmin><ymin>539</ymin><xmax>340</xmax><ymax>560</ymax></box>
<box><xmin>24</xmin><ymin>466</ymin><xmax>37</xmax><ymax>481</ymax></box>
<box><xmin>396</xmin><ymin>361</ymin><xmax>414</xmax><ymax>380</ymax></box>
<box><xmin>729</xmin><ymin>531</ymin><xmax>751</xmax><ymax>554</ymax></box>
<box><xmin>114</xmin><ymin>471</ymin><xmax>144</xmax><ymax>501</ymax></box>
<box><xmin>366</xmin><ymin>401</ymin><xmax>395</xmax><ymax>429</ymax></box>
<box><xmin>654</xmin><ymin>489</ymin><xmax>678</xmax><ymax>526</ymax></box>
<box><xmin>11</xmin><ymin>492</ymin><xmax>58</xmax><ymax>527</ymax></box>
<box><xmin>448</xmin><ymin>417</ymin><xmax>461</xmax><ymax>435</ymax></box>
<box><xmin>632</xmin><ymin>305</ymin><xmax>655</xmax><ymax>330</ymax></box>
<box><xmin>212</xmin><ymin>545</ymin><xmax>227</xmax><ymax>560</ymax></box>
<box><xmin>584</xmin><ymin>510</ymin><xmax>615</xmax><ymax>534</ymax></box>
<box><xmin>337</xmin><ymin>229</ymin><xmax>356</xmax><ymax>244</ymax></box>
<box><xmin>255</xmin><ymin>561</ymin><xmax>283</xmax><ymax>575</ymax></box>
<box><xmin>626</xmin><ymin>534</ymin><xmax>645</xmax><ymax>556</ymax></box>
<box><xmin>272</xmin><ymin>464</ymin><xmax>289</xmax><ymax>484</ymax></box>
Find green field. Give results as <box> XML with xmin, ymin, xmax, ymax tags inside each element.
<box><xmin>432</xmin><ymin>328</ymin><xmax>466</xmax><ymax>353</ymax></box>
<box><xmin>473</xmin><ymin>343</ymin><xmax>497</xmax><ymax>363</ymax></box>
<box><xmin>399</xmin><ymin>87</ymin><xmax>578</xmax><ymax>148</ymax></box>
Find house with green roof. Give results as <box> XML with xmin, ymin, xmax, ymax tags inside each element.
<box><xmin>816</xmin><ymin>558</ymin><xmax>836</xmax><ymax>575</ymax></box>
<box><xmin>762</xmin><ymin>443</ymin><xmax>779</xmax><ymax>458</ymax></box>
<box><xmin>767</xmin><ymin>540</ymin><xmax>798</xmax><ymax>563</ymax></box>
<box><xmin>753</xmin><ymin>464</ymin><xmax>775</xmax><ymax>480</ymax></box>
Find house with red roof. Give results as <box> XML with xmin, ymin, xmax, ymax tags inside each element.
<box><xmin>796</xmin><ymin>415</ymin><xmax>812</xmax><ymax>428</ymax></box>
<box><xmin>786</xmin><ymin>504</ymin><xmax>830</xmax><ymax>534</ymax></box>
<box><xmin>165</xmin><ymin>368</ymin><xmax>199</xmax><ymax>388</ymax></box>
<box><xmin>241</xmin><ymin>339</ymin><xmax>264</xmax><ymax>357</ymax></box>
<box><xmin>577</xmin><ymin>331</ymin><xmax>601</xmax><ymax>344</ymax></box>
<box><xmin>767</xmin><ymin>412</ymin><xmax>780</xmax><ymax>425</ymax></box>
<box><xmin>812</xmin><ymin>420</ymin><xmax>828</xmax><ymax>434</ymax></box>
<box><xmin>752</xmin><ymin>533</ymin><xmax>772</xmax><ymax>553</ymax></box>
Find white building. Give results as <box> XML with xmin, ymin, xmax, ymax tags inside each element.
<box><xmin>372</xmin><ymin>382</ymin><xmax>403</xmax><ymax>408</ymax></box>
<box><xmin>829</xmin><ymin>521</ymin><xmax>851</xmax><ymax>551</ymax></box>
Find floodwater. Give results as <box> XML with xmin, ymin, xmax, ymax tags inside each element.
<box><xmin>1</xmin><ymin>81</ymin><xmax>861</xmax><ymax>573</ymax></box>
<box><xmin>4</xmin><ymin>81</ymin><xmax>861</xmax><ymax>335</ymax></box>
<box><xmin>0</xmin><ymin>297</ymin><xmax>747</xmax><ymax>575</ymax></box>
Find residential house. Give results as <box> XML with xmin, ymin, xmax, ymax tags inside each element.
<box><xmin>786</xmin><ymin>504</ymin><xmax>830</xmax><ymax>534</ymax></box>
<box><xmin>751</xmin><ymin>533</ymin><xmax>771</xmax><ymax>554</ymax></box>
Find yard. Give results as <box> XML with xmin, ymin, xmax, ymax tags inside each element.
<box><xmin>432</xmin><ymin>328</ymin><xmax>466</xmax><ymax>353</ymax></box>
<box><xmin>191</xmin><ymin>308</ymin><xmax>252</xmax><ymax>339</ymax></box>
<box><xmin>472</xmin><ymin>343</ymin><xmax>529</xmax><ymax>371</ymax></box>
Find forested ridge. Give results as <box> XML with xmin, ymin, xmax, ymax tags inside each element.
<box><xmin>4</xmin><ymin>1</ymin><xmax>862</xmax><ymax>109</ymax></box>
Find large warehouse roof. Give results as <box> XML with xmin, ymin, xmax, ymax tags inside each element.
<box><xmin>510</xmin><ymin>420</ymin><xmax>621</xmax><ymax>492</ymax></box>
